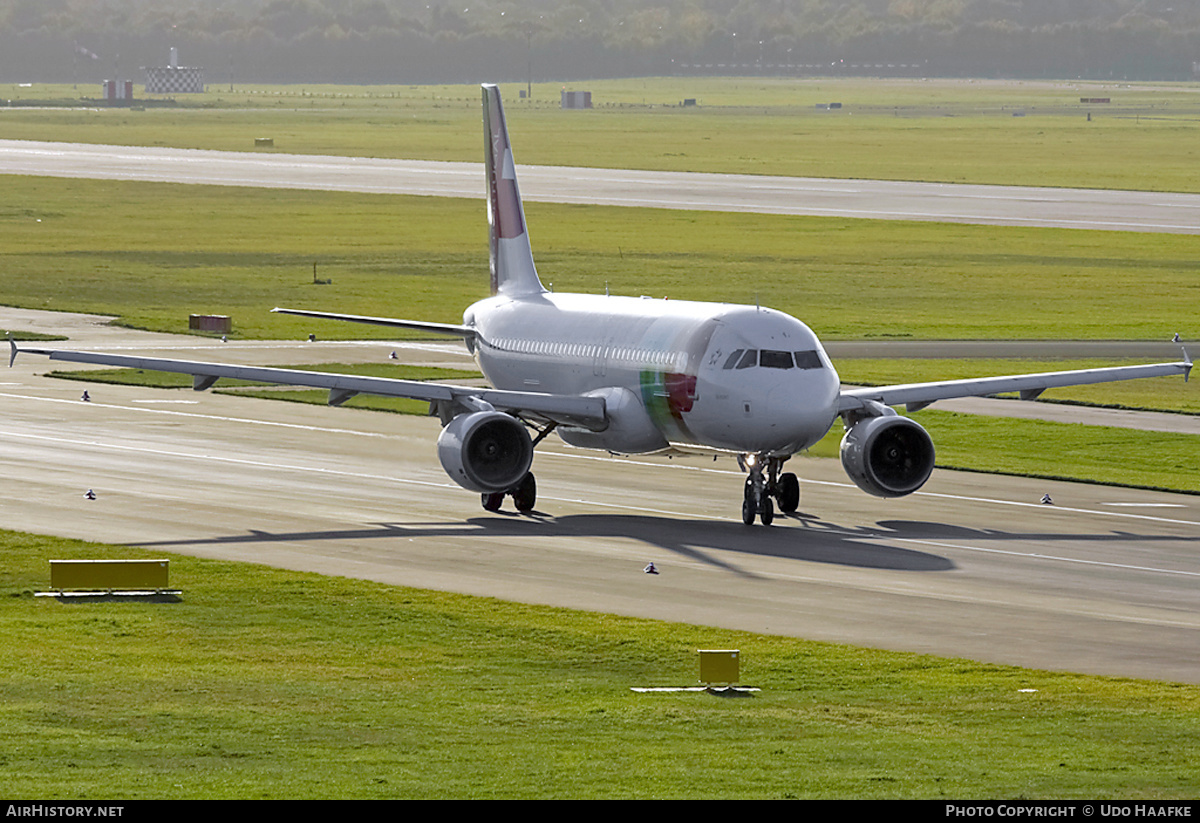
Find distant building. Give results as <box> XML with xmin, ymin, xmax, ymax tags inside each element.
<box><xmin>561</xmin><ymin>90</ymin><xmax>592</xmax><ymax>109</ymax></box>
<box><xmin>144</xmin><ymin>47</ymin><xmax>204</xmax><ymax>94</ymax></box>
<box><xmin>102</xmin><ymin>80</ymin><xmax>133</xmax><ymax>101</ymax></box>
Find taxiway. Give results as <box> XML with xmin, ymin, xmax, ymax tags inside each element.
<box><xmin>3</xmin><ymin>139</ymin><xmax>1200</xmax><ymax>233</ymax></box>
<box><xmin>3</xmin><ymin>310</ymin><xmax>1197</xmax><ymax>684</ymax></box>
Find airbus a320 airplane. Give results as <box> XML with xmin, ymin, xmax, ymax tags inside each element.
<box><xmin>12</xmin><ymin>85</ymin><xmax>1192</xmax><ymax>525</ymax></box>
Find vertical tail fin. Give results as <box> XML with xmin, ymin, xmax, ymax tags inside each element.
<box><xmin>482</xmin><ymin>84</ymin><xmax>545</xmax><ymax>298</ymax></box>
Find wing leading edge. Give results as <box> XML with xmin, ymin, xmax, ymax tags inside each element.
<box><xmin>837</xmin><ymin>354</ymin><xmax>1192</xmax><ymax>415</ymax></box>
<box><xmin>10</xmin><ymin>343</ymin><xmax>606</xmax><ymax>428</ymax></box>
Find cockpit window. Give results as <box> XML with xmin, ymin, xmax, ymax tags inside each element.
<box><xmin>722</xmin><ymin>348</ymin><xmax>820</xmax><ymax>370</ymax></box>
<box><xmin>760</xmin><ymin>350</ymin><xmax>793</xmax><ymax>369</ymax></box>
<box><xmin>793</xmin><ymin>350</ymin><xmax>822</xmax><ymax>370</ymax></box>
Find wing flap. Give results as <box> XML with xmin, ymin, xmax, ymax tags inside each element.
<box><xmin>14</xmin><ymin>345</ymin><xmax>606</xmax><ymax>427</ymax></box>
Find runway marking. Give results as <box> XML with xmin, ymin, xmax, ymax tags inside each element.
<box><xmin>4</xmin><ymin>418</ymin><xmax>1199</xmax><ymax>615</ymax></box>
<box><xmin>534</xmin><ymin>193</ymin><xmax>1200</xmax><ymax>231</ymax></box>
<box><xmin>7</xmin><ymin>424</ymin><xmax>1197</xmax><ymax>585</ymax></box>
<box><xmin>5</xmin><ymin>140</ymin><xmax>1200</xmax><ymax>234</ymax></box>
<box><xmin>885</xmin><ymin>536</ymin><xmax>1200</xmax><ymax>580</ymax></box>
<box><xmin>3</xmin><ymin>391</ymin><xmax>1197</xmax><ymax>531</ymax></box>
<box><xmin>538</xmin><ymin>450</ymin><xmax>1200</xmax><ymax>527</ymax></box>
<box><xmin>0</xmin><ymin>392</ymin><xmax>397</xmax><ymax>438</ymax></box>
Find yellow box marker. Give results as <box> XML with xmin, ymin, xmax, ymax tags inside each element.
<box><xmin>50</xmin><ymin>559</ymin><xmax>171</xmax><ymax>592</ymax></box>
<box><xmin>698</xmin><ymin>649</ymin><xmax>740</xmax><ymax>686</ymax></box>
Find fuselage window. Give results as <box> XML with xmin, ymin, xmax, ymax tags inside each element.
<box><xmin>760</xmin><ymin>349</ymin><xmax>793</xmax><ymax>369</ymax></box>
<box><xmin>736</xmin><ymin>349</ymin><xmax>758</xmax><ymax>369</ymax></box>
<box><xmin>723</xmin><ymin>349</ymin><xmax>744</xmax><ymax>370</ymax></box>
<box><xmin>794</xmin><ymin>350</ymin><xmax>822</xmax><ymax>370</ymax></box>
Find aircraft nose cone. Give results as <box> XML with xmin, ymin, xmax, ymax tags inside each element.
<box><xmin>766</xmin><ymin>373</ymin><xmax>839</xmax><ymax>448</ymax></box>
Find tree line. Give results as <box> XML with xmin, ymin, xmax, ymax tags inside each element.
<box><xmin>2</xmin><ymin>0</ymin><xmax>1197</xmax><ymax>85</ymax></box>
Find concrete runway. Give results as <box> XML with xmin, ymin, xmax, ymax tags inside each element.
<box><xmin>3</xmin><ymin>309</ymin><xmax>1198</xmax><ymax>684</ymax></box>
<box><xmin>4</xmin><ymin>139</ymin><xmax>1200</xmax><ymax>233</ymax></box>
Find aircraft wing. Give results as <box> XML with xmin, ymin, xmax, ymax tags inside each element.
<box><xmin>837</xmin><ymin>356</ymin><xmax>1192</xmax><ymax>415</ymax></box>
<box><xmin>10</xmin><ymin>343</ymin><xmax>606</xmax><ymax>428</ymax></box>
<box><xmin>270</xmin><ymin>307</ymin><xmax>475</xmax><ymax>338</ymax></box>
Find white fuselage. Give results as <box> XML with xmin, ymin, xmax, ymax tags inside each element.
<box><xmin>464</xmin><ymin>291</ymin><xmax>842</xmax><ymax>456</ymax></box>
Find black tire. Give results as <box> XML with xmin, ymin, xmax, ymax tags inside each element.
<box><xmin>481</xmin><ymin>492</ymin><xmax>504</xmax><ymax>512</ymax></box>
<box><xmin>760</xmin><ymin>495</ymin><xmax>774</xmax><ymax>526</ymax></box>
<box><xmin>512</xmin><ymin>472</ymin><xmax>537</xmax><ymax>513</ymax></box>
<box><xmin>777</xmin><ymin>472</ymin><xmax>800</xmax><ymax>513</ymax></box>
<box><xmin>741</xmin><ymin>495</ymin><xmax>756</xmax><ymax>525</ymax></box>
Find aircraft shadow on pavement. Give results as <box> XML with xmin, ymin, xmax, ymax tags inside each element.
<box><xmin>133</xmin><ymin>509</ymin><xmax>1196</xmax><ymax>579</ymax></box>
<box><xmin>135</xmin><ymin>511</ymin><xmax>959</xmax><ymax>574</ymax></box>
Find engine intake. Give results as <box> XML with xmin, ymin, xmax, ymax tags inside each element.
<box><xmin>437</xmin><ymin>411</ymin><xmax>533</xmax><ymax>493</ymax></box>
<box><xmin>840</xmin><ymin>415</ymin><xmax>936</xmax><ymax>498</ymax></box>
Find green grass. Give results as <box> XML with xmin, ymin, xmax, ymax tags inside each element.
<box><xmin>836</xmin><ymin>359</ymin><xmax>1200</xmax><ymax>415</ymax></box>
<box><xmin>4</xmin><ymin>175</ymin><xmax>1198</xmax><ymax>341</ymax></box>
<box><xmin>6</xmin><ymin>78</ymin><xmax>1200</xmax><ymax>191</ymax></box>
<box><xmin>2</xmin><ymin>529</ymin><xmax>1197</xmax><ymax>799</ymax></box>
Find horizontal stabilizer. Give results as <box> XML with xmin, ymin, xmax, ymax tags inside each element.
<box><xmin>272</xmin><ymin>308</ymin><xmax>475</xmax><ymax>338</ymax></box>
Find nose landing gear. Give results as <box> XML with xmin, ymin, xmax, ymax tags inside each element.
<box><xmin>739</xmin><ymin>455</ymin><xmax>799</xmax><ymax>525</ymax></box>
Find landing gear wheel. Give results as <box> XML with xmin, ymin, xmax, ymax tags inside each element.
<box><xmin>742</xmin><ymin>479</ymin><xmax>757</xmax><ymax>525</ymax></box>
<box><xmin>481</xmin><ymin>492</ymin><xmax>504</xmax><ymax>512</ymax></box>
<box><xmin>741</xmin><ymin>495</ymin><xmax>756</xmax><ymax>525</ymax></box>
<box><xmin>742</xmin><ymin>477</ymin><xmax>773</xmax><ymax>525</ymax></box>
<box><xmin>777</xmin><ymin>472</ymin><xmax>800</xmax><ymax>513</ymax></box>
<box><xmin>512</xmin><ymin>472</ymin><xmax>537</xmax><ymax>513</ymax></box>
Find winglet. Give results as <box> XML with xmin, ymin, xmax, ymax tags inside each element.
<box><xmin>1183</xmin><ymin>346</ymin><xmax>1193</xmax><ymax>382</ymax></box>
<box><xmin>8</xmin><ymin>337</ymin><xmax>17</xmax><ymax>368</ymax></box>
<box><xmin>482</xmin><ymin>84</ymin><xmax>545</xmax><ymax>298</ymax></box>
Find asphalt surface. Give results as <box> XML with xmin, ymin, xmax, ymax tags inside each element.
<box><xmin>5</xmin><ymin>138</ymin><xmax>1200</xmax><ymax>233</ymax></box>
<box><xmin>2</xmin><ymin>140</ymin><xmax>1196</xmax><ymax>684</ymax></box>
<box><xmin>3</xmin><ymin>308</ymin><xmax>1198</xmax><ymax>683</ymax></box>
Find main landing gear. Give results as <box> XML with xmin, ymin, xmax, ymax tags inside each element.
<box><xmin>481</xmin><ymin>471</ymin><xmax>537</xmax><ymax>513</ymax></box>
<box><xmin>479</xmin><ymin>421</ymin><xmax>556</xmax><ymax>515</ymax></box>
<box><xmin>740</xmin><ymin>455</ymin><xmax>799</xmax><ymax>526</ymax></box>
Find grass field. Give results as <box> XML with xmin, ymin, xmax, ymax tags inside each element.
<box><xmin>3</xmin><ymin>175</ymin><xmax>1197</xmax><ymax>341</ymax></box>
<box><xmin>3</xmin><ymin>529</ymin><xmax>1197</xmax><ymax>799</ymax></box>
<box><xmin>2</xmin><ymin>78</ymin><xmax>1196</xmax><ymax>798</ymax></box>
<box><xmin>5</xmin><ymin>78</ymin><xmax>1200</xmax><ymax>191</ymax></box>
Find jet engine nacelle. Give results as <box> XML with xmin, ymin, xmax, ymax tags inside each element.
<box><xmin>437</xmin><ymin>410</ymin><xmax>534</xmax><ymax>493</ymax></box>
<box><xmin>840</xmin><ymin>415</ymin><xmax>936</xmax><ymax>498</ymax></box>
